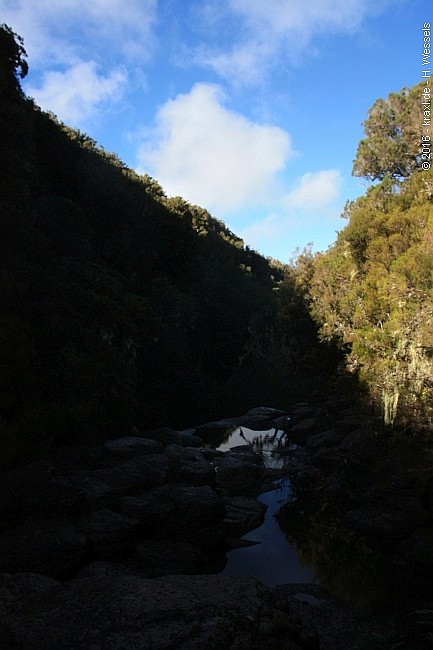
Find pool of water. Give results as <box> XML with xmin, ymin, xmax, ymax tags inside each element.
<box><xmin>217</xmin><ymin>426</ymin><xmax>317</xmax><ymax>587</ymax></box>
<box><xmin>213</xmin><ymin>424</ymin><xmax>432</xmax><ymax>611</ymax></box>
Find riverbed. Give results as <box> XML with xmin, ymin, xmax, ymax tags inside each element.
<box><xmin>216</xmin><ymin>426</ymin><xmax>317</xmax><ymax>587</ymax></box>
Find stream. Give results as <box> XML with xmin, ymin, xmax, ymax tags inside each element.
<box><xmin>216</xmin><ymin>426</ymin><xmax>317</xmax><ymax>587</ymax></box>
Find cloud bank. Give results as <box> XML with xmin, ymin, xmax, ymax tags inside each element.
<box><xmin>191</xmin><ymin>0</ymin><xmax>391</xmax><ymax>85</ymax></box>
<box><xmin>137</xmin><ymin>83</ymin><xmax>293</xmax><ymax>213</ymax></box>
<box><xmin>0</xmin><ymin>0</ymin><xmax>157</xmax><ymax>127</ymax></box>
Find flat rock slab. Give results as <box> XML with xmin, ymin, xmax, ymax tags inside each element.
<box><xmin>147</xmin><ymin>428</ymin><xmax>203</xmax><ymax>447</ymax></box>
<box><xmin>103</xmin><ymin>436</ymin><xmax>163</xmax><ymax>459</ymax></box>
<box><xmin>134</xmin><ymin>540</ymin><xmax>208</xmax><ymax>577</ymax></box>
<box><xmin>3</xmin><ymin>570</ymin><xmax>287</xmax><ymax>650</ymax></box>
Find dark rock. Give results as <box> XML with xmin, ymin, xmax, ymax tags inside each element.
<box><xmin>323</xmin><ymin>478</ymin><xmax>356</xmax><ymax>499</ymax></box>
<box><xmin>288</xmin><ymin>418</ymin><xmax>321</xmax><ymax>445</ymax></box>
<box><xmin>0</xmin><ymin>461</ymin><xmax>79</xmax><ymax>519</ymax></box>
<box><xmin>74</xmin><ymin>473</ymin><xmax>117</xmax><ymax>509</ymax></box>
<box><xmin>103</xmin><ymin>436</ymin><xmax>163</xmax><ymax>459</ymax></box>
<box><xmin>164</xmin><ymin>444</ymin><xmax>216</xmax><ymax>485</ymax></box>
<box><xmin>90</xmin><ymin>453</ymin><xmax>169</xmax><ymax>493</ymax></box>
<box><xmin>0</xmin><ymin>519</ymin><xmax>88</xmax><ymax>579</ymax></box>
<box><xmin>392</xmin><ymin>492</ymin><xmax>432</xmax><ymax>526</ymax></box>
<box><xmin>306</xmin><ymin>430</ymin><xmax>345</xmax><ymax>452</ymax></box>
<box><xmin>148</xmin><ymin>427</ymin><xmax>203</xmax><ymax>447</ymax></box>
<box><xmin>4</xmin><ymin>571</ymin><xmax>284</xmax><ymax>650</ymax></box>
<box><xmin>51</xmin><ymin>444</ymin><xmax>112</xmax><ymax>471</ymax></box>
<box><xmin>395</xmin><ymin>527</ymin><xmax>433</xmax><ymax>564</ymax></box>
<box><xmin>289</xmin><ymin>404</ymin><xmax>326</xmax><ymax>425</ymax></box>
<box><xmin>134</xmin><ymin>540</ymin><xmax>207</xmax><ymax>576</ymax></box>
<box><xmin>81</xmin><ymin>509</ymin><xmax>140</xmax><ymax>559</ymax></box>
<box><xmin>333</xmin><ymin>416</ymin><xmax>365</xmax><ymax>434</ymax></box>
<box><xmin>338</xmin><ymin>428</ymin><xmax>385</xmax><ymax>464</ymax></box>
<box><xmin>117</xmin><ymin>491</ymin><xmax>176</xmax><ymax>526</ymax></box>
<box><xmin>152</xmin><ymin>483</ymin><xmax>226</xmax><ymax>547</ymax></box>
<box><xmin>214</xmin><ymin>456</ymin><xmax>264</xmax><ymax>495</ymax></box>
<box><xmin>200</xmin><ymin>447</ymin><xmax>225</xmax><ymax>461</ymax></box>
<box><xmin>223</xmin><ymin>496</ymin><xmax>267</xmax><ymax>537</ymax></box>
<box><xmin>0</xmin><ymin>572</ymin><xmax>60</xmax><ymax>605</ymax></box>
<box><xmin>272</xmin><ymin>415</ymin><xmax>292</xmax><ymax>432</ymax></box>
<box><xmin>119</xmin><ymin>483</ymin><xmax>225</xmax><ymax>548</ymax></box>
<box><xmin>309</xmin><ymin>448</ymin><xmax>343</xmax><ymax>474</ymax></box>
<box><xmin>196</xmin><ymin>414</ymin><xmax>275</xmax><ymax>435</ymax></box>
<box><xmin>246</xmin><ymin>407</ymin><xmax>288</xmax><ymax>418</ymax></box>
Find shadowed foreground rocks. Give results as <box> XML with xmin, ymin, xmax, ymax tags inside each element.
<box><xmin>0</xmin><ymin>569</ymin><xmax>295</xmax><ymax>650</ymax></box>
<box><xmin>0</xmin><ymin>401</ymin><xmax>431</xmax><ymax>649</ymax></box>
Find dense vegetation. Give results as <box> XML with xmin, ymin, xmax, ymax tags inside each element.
<box><xmin>306</xmin><ymin>82</ymin><xmax>433</xmax><ymax>429</ymax></box>
<box><xmin>0</xmin><ymin>26</ymin><xmax>326</xmax><ymax>465</ymax></box>
<box><xmin>3</xmin><ymin>22</ymin><xmax>430</xmax><ymax>466</ymax></box>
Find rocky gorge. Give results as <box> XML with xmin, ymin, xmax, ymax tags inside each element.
<box><xmin>1</xmin><ymin>384</ymin><xmax>433</xmax><ymax>649</ymax></box>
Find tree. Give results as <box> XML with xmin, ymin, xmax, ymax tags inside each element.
<box><xmin>352</xmin><ymin>84</ymin><xmax>424</xmax><ymax>181</ymax></box>
<box><xmin>0</xmin><ymin>24</ymin><xmax>28</xmax><ymax>96</ymax></box>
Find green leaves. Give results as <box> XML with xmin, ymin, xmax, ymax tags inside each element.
<box><xmin>353</xmin><ymin>85</ymin><xmax>424</xmax><ymax>181</ymax></box>
<box><xmin>0</xmin><ymin>25</ymin><xmax>28</xmax><ymax>96</ymax></box>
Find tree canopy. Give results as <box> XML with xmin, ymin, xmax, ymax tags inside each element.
<box><xmin>0</xmin><ymin>24</ymin><xmax>28</xmax><ymax>96</ymax></box>
<box><xmin>308</xmin><ymin>82</ymin><xmax>433</xmax><ymax>428</ymax></box>
<box><xmin>352</xmin><ymin>84</ymin><xmax>424</xmax><ymax>181</ymax></box>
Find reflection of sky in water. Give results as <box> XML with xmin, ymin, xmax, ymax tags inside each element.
<box><xmin>218</xmin><ymin>427</ymin><xmax>316</xmax><ymax>587</ymax></box>
<box><xmin>217</xmin><ymin>426</ymin><xmax>295</xmax><ymax>468</ymax></box>
<box><xmin>222</xmin><ymin>479</ymin><xmax>316</xmax><ymax>586</ymax></box>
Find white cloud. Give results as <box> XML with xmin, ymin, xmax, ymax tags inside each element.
<box><xmin>137</xmin><ymin>83</ymin><xmax>293</xmax><ymax>213</ymax></box>
<box><xmin>284</xmin><ymin>169</ymin><xmax>342</xmax><ymax>209</ymax></box>
<box><xmin>27</xmin><ymin>61</ymin><xmax>128</xmax><ymax>126</ymax></box>
<box><xmin>239</xmin><ymin>169</ymin><xmax>343</xmax><ymax>253</ymax></box>
<box><xmin>0</xmin><ymin>0</ymin><xmax>156</xmax><ymax>126</ymax></box>
<box><xmin>193</xmin><ymin>0</ymin><xmax>392</xmax><ymax>84</ymax></box>
<box><xmin>0</xmin><ymin>0</ymin><xmax>158</xmax><ymax>64</ymax></box>
<box><xmin>239</xmin><ymin>213</ymin><xmax>282</xmax><ymax>246</ymax></box>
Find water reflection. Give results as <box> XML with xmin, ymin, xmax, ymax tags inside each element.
<box><xmin>277</xmin><ymin>494</ymin><xmax>432</xmax><ymax>612</ymax></box>
<box><xmin>216</xmin><ymin>426</ymin><xmax>294</xmax><ymax>467</ymax></box>
<box><xmin>222</xmin><ymin>478</ymin><xmax>316</xmax><ymax>587</ymax></box>
<box><xmin>213</xmin><ymin>426</ymin><xmax>316</xmax><ymax>587</ymax></box>
<box><xmin>210</xmin><ymin>423</ymin><xmax>432</xmax><ymax>612</ymax></box>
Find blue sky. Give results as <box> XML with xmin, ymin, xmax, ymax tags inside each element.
<box><xmin>1</xmin><ymin>0</ymin><xmax>429</xmax><ymax>262</ymax></box>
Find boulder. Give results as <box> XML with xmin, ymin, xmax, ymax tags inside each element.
<box><xmin>164</xmin><ymin>444</ymin><xmax>216</xmax><ymax>485</ymax></box>
<box><xmin>395</xmin><ymin>527</ymin><xmax>433</xmax><ymax>564</ymax></box>
<box><xmin>0</xmin><ymin>519</ymin><xmax>88</xmax><ymax>579</ymax></box>
<box><xmin>119</xmin><ymin>483</ymin><xmax>225</xmax><ymax>548</ymax></box>
<box><xmin>246</xmin><ymin>407</ymin><xmax>288</xmax><ymax>418</ymax></box>
<box><xmin>103</xmin><ymin>436</ymin><xmax>163</xmax><ymax>459</ymax></box>
<box><xmin>306</xmin><ymin>430</ymin><xmax>345</xmax><ymax>452</ymax></box>
<box><xmin>272</xmin><ymin>415</ymin><xmax>292</xmax><ymax>432</ymax></box>
<box><xmin>3</xmin><ymin>570</ymin><xmax>286</xmax><ymax>650</ymax></box>
<box><xmin>222</xmin><ymin>496</ymin><xmax>267</xmax><ymax>538</ymax></box>
<box><xmin>288</xmin><ymin>418</ymin><xmax>321</xmax><ymax>445</ymax></box>
<box><xmin>0</xmin><ymin>461</ymin><xmax>79</xmax><ymax>519</ymax></box>
<box><xmin>148</xmin><ymin>427</ymin><xmax>203</xmax><ymax>447</ymax></box>
<box><xmin>214</xmin><ymin>456</ymin><xmax>264</xmax><ymax>496</ymax></box>
<box><xmin>0</xmin><ymin>572</ymin><xmax>60</xmax><ymax>606</ymax></box>
<box><xmin>90</xmin><ymin>453</ymin><xmax>169</xmax><ymax>494</ymax></box>
<box><xmin>134</xmin><ymin>540</ymin><xmax>208</xmax><ymax>577</ymax></box>
<box><xmin>80</xmin><ymin>508</ymin><xmax>140</xmax><ymax>559</ymax></box>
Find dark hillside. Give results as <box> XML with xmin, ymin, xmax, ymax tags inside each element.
<box><xmin>0</xmin><ymin>26</ymin><xmax>328</xmax><ymax>466</ymax></box>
